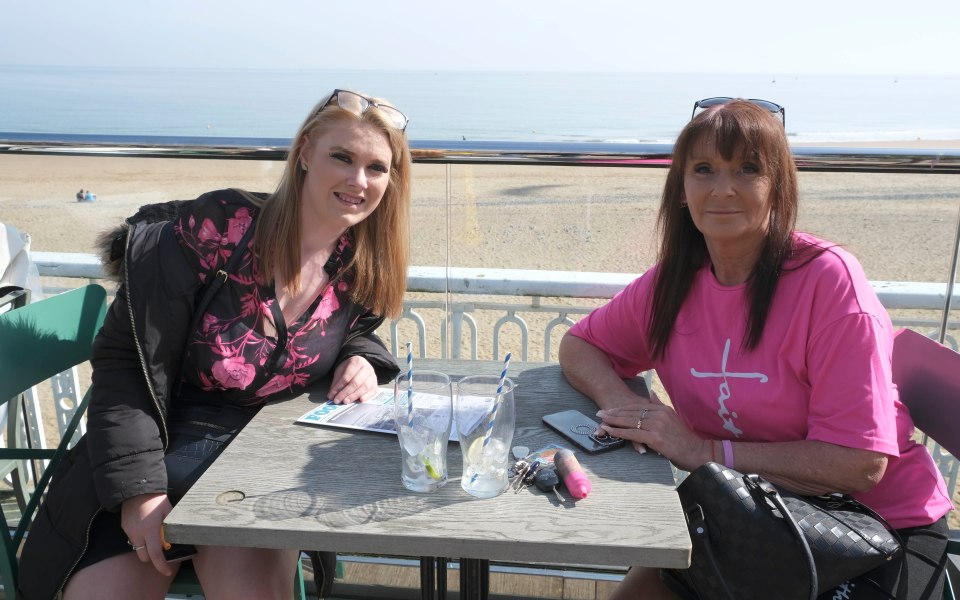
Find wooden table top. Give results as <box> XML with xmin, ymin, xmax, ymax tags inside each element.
<box><xmin>164</xmin><ymin>360</ymin><xmax>691</xmax><ymax>569</ymax></box>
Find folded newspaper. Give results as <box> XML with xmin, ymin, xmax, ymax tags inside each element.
<box><xmin>296</xmin><ymin>387</ymin><xmax>490</xmax><ymax>443</ymax></box>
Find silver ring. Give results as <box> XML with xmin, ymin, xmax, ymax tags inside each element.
<box><xmin>128</xmin><ymin>540</ymin><xmax>146</xmax><ymax>551</ymax></box>
<box><xmin>636</xmin><ymin>408</ymin><xmax>650</xmax><ymax>429</ymax></box>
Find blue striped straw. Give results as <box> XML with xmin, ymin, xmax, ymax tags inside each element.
<box><xmin>481</xmin><ymin>352</ymin><xmax>511</xmax><ymax>449</ymax></box>
<box><xmin>406</xmin><ymin>342</ymin><xmax>413</xmax><ymax>427</ymax></box>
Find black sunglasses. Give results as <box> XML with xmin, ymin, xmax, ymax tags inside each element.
<box><xmin>691</xmin><ymin>97</ymin><xmax>786</xmax><ymax>128</ymax></box>
<box><xmin>322</xmin><ymin>89</ymin><xmax>409</xmax><ymax>131</ymax></box>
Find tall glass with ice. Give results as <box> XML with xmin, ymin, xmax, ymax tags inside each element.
<box><xmin>393</xmin><ymin>370</ymin><xmax>452</xmax><ymax>493</ymax></box>
<box><xmin>455</xmin><ymin>375</ymin><xmax>516</xmax><ymax>498</ymax></box>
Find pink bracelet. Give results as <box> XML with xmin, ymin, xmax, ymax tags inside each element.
<box><xmin>722</xmin><ymin>439</ymin><xmax>734</xmax><ymax>469</ymax></box>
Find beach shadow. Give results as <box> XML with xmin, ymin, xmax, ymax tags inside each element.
<box><xmin>502</xmin><ymin>184</ymin><xmax>565</xmax><ymax>197</ymax></box>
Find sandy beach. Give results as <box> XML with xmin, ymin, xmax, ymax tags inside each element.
<box><xmin>3</xmin><ymin>143</ymin><xmax>960</xmax><ymax>527</ymax></box>
<box><xmin>2</xmin><ymin>141</ymin><xmax>959</xmax><ymax>279</ymax></box>
<box><xmin>4</xmin><ymin>142</ymin><xmax>960</xmax><ymax>366</ymax></box>
<box><xmin>3</xmin><ymin>143</ymin><xmax>960</xmax><ymax>354</ymax></box>
<box><xmin>2</xmin><ymin>145</ymin><xmax>959</xmax><ymax>363</ymax></box>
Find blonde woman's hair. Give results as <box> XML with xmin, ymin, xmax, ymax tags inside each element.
<box><xmin>246</xmin><ymin>92</ymin><xmax>411</xmax><ymax>319</ymax></box>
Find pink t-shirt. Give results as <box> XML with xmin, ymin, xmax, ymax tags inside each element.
<box><xmin>570</xmin><ymin>232</ymin><xmax>952</xmax><ymax>528</ymax></box>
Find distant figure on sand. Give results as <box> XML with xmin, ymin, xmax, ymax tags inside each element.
<box><xmin>76</xmin><ymin>189</ymin><xmax>84</xmax><ymax>202</ymax></box>
<box><xmin>84</xmin><ymin>190</ymin><xmax>96</xmax><ymax>202</ymax></box>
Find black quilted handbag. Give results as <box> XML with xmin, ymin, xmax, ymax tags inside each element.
<box><xmin>664</xmin><ymin>462</ymin><xmax>902</xmax><ymax>600</ymax></box>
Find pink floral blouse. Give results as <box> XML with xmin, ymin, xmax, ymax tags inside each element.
<box><xmin>173</xmin><ymin>192</ymin><xmax>366</xmax><ymax>406</ymax></box>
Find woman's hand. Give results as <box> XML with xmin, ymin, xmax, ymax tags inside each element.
<box><xmin>597</xmin><ymin>404</ymin><xmax>711</xmax><ymax>472</ymax></box>
<box><xmin>328</xmin><ymin>355</ymin><xmax>378</xmax><ymax>404</ymax></box>
<box><xmin>120</xmin><ymin>492</ymin><xmax>174</xmax><ymax>576</ymax></box>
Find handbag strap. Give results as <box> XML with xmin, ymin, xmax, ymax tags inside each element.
<box><xmin>240</xmin><ymin>299</ymin><xmax>289</xmax><ymax>393</ymax></box>
<box><xmin>174</xmin><ymin>223</ymin><xmax>257</xmax><ymax>396</ymax></box>
<box><xmin>745</xmin><ymin>475</ymin><xmax>819</xmax><ymax>600</ymax></box>
<box><xmin>683</xmin><ymin>503</ymin><xmax>738</xmax><ymax>600</ymax></box>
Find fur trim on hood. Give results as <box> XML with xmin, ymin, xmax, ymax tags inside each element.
<box><xmin>95</xmin><ymin>199</ymin><xmax>193</xmax><ymax>281</ymax></box>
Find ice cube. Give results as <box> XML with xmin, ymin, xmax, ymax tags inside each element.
<box><xmin>401</xmin><ymin>428</ymin><xmax>427</xmax><ymax>457</ymax></box>
<box><xmin>405</xmin><ymin>453</ymin><xmax>425</xmax><ymax>474</ymax></box>
<box><xmin>481</xmin><ymin>437</ymin><xmax>505</xmax><ymax>459</ymax></box>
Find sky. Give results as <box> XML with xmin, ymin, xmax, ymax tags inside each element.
<box><xmin>3</xmin><ymin>0</ymin><xmax>957</xmax><ymax>76</ymax></box>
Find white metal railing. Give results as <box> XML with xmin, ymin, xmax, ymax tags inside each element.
<box><xmin>27</xmin><ymin>254</ymin><xmax>960</xmax><ymax>501</ymax></box>
<box><xmin>34</xmin><ymin>251</ymin><xmax>960</xmax><ymax>359</ymax></box>
<box><xmin>3</xmin><ymin>134</ymin><xmax>960</xmax><ymax>174</ymax></box>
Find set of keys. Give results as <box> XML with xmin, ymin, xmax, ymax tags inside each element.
<box><xmin>508</xmin><ymin>454</ymin><xmax>565</xmax><ymax>503</ymax></box>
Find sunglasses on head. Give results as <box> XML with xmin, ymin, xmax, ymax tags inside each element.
<box><xmin>691</xmin><ymin>97</ymin><xmax>785</xmax><ymax>128</ymax></box>
<box><xmin>322</xmin><ymin>89</ymin><xmax>409</xmax><ymax>131</ymax></box>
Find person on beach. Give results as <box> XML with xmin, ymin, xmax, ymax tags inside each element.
<box><xmin>76</xmin><ymin>189</ymin><xmax>84</xmax><ymax>202</ymax></box>
<box><xmin>84</xmin><ymin>189</ymin><xmax>96</xmax><ymax>202</ymax></box>
<box><xmin>18</xmin><ymin>89</ymin><xmax>412</xmax><ymax>600</ymax></box>
<box><xmin>559</xmin><ymin>99</ymin><xmax>952</xmax><ymax>600</ymax></box>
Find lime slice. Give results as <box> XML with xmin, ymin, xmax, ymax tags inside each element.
<box><xmin>423</xmin><ymin>457</ymin><xmax>442</xmax><ymax>480</ymax></box>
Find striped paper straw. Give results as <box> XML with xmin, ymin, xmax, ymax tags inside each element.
<box><xmin>406</xmin><ymin>342</ymin><xmax>414</xmax><ymax>427</ymax></box>
<box><xmin>481</xmin><ymin>352</ymin><xmax>511</xmax><ymax>449</ymax></box>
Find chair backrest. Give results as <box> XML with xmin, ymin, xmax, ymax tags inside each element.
<box><xmin>0</xmin><ymin>284</ymin><xmax>106</xmax><ymax>590</ymax></box>
<box><xmin>890</xmin><ymin>329</ymin><xmax>960</xmax><ymax>599</ymax></box>
<box><xmin>892</xmin><ymin>328</ymin><xmax>960</xmax><ymax>461</ymax></box>
<box><xmin>0</xmin><ymin>285</ymin><xmax>106</xmax><ymax>402</ymax></box>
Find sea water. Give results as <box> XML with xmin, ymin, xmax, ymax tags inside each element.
<box><xmin>1</xmin><ymin>66</ymin><xmax>959</xmax><ymax>144</ymax></box>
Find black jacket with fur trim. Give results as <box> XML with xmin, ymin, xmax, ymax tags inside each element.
<box><xmin>17</xmin><ymin>189</ymin><xmax>399</xmax><ymax>599</ymax></box>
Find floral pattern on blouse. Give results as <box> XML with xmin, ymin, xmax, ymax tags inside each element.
<box><xmin>173</xmin><ymin>192</ymin><xmax>361</xmax><ymax>406</ymax></box>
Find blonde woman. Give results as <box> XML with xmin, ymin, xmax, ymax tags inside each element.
<box><xmin>20</xmin><ymin>89</ymin><xmax>412</xmax><ymax>600</ymax></box>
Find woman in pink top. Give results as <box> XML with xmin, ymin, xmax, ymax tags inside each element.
<box><xmin>559</xmin><ymin>99</ymin><xmax>952</xmax><ymax>600</ymax></box>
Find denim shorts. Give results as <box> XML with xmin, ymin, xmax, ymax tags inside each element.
<box><xmin>163</xmin><ymin>401</ymin><xmax>257</xmax><ymax>504</ymax></box>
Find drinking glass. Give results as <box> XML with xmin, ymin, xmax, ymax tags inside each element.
<box><xmin>455</xmin><ymin>375</ymin><xmax>516</xmax><ymax>498</ymax></box>
<box><xmin>393</xmin><ymin>370</ymin><xmax>453</xmax><ymax>492</ymax></box>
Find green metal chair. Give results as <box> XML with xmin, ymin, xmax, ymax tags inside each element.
<box><xmin>0</xmin><ymin>285</ymin><xmax>309</xmax><ymax>598</ymax></box>
<box><xmin>0</xmin><ymin>285</ymin><xmax>107</xmax><ymax>592</ymax></box>
<box><xmin>891</xmin><ymin>328</ymin><xmax>960</xmax><ymax>599</ymax></box>
<box><xmin>0</xmin><ymin>286</ymin><xmax>34</xmax><ymax>512</ymax></box>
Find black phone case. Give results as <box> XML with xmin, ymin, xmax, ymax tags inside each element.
<box><xmin>542</xmin><ymin>410</ymin><xmax>625</xmax><ymax>453</ymax></box>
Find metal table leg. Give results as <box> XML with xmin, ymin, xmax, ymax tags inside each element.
<box><xmin>458</xmin><ymin>558</ymin><xmax>489</xmax><ymax>600</ymax></box>
<box><xmin>420</xmin><ymin>557</ymin><xmax>436</xmax><ymax>600</ymax></box>
<box><xmin>437</xmin><ymin>557</ymin><xmax>447</xmax><ymax>598</ymax></box>
<box><xmin>420</xmin><ymin>556</ymin><xmax>449</xmax><ymax>600</ymax></box>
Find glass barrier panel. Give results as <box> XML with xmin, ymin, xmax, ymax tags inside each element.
<box><xmin>797</xmin><ymin>171</ymin><xmax>960</xmax><ymax>347</ymax></box>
